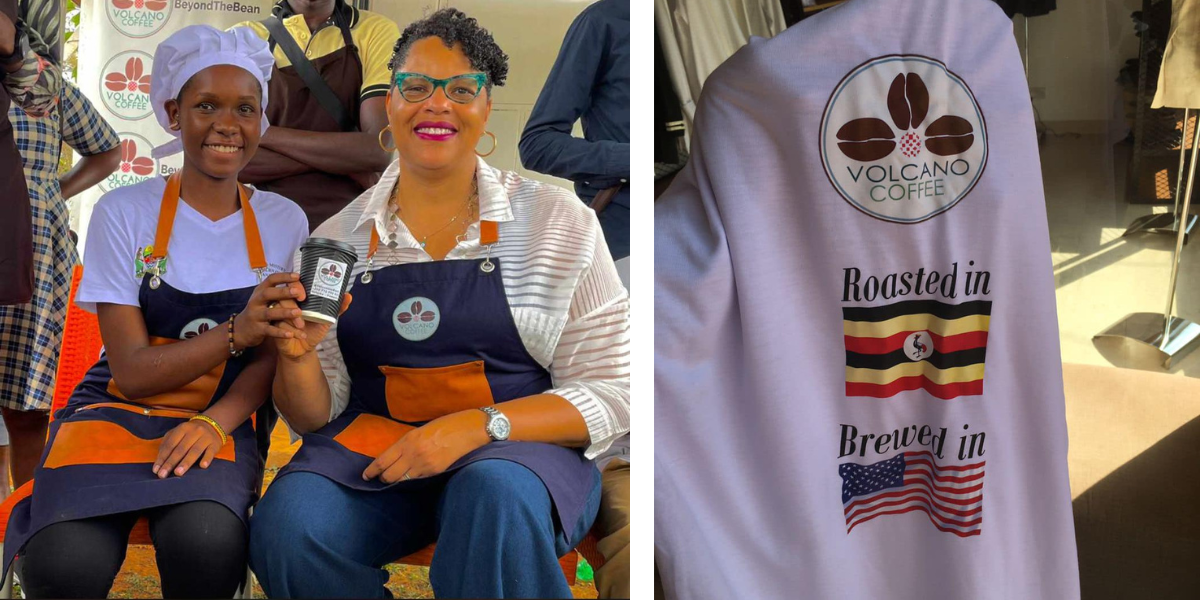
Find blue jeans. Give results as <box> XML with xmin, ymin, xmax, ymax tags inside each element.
<box><xmin>248</xmin><ymin>459</ymin><xmax>601</xmax><ymax>599</ymax></box>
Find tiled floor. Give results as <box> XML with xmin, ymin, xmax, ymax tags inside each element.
<box><xmin>1044</xmin><ymin>134</ymin><xmax>1200</xmax><ymax>377</ymax></box>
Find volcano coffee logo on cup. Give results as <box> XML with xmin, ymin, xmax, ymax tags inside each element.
<box><xmin>820</xmin><ymin>55</ymin><xmax>988</xmax><ymax>223</ymax></box>
<box><xmin>181</xmin><ymin>318</ymin><xmax>219</xmax><ymax>340</ymax></box>
<box><xmin>393</xmin><ymin>297</ymin><xmax>440</xmax><ymax>342</ymax></box>
<box><xmin>310</xmin><ymin>258</ymin><xmax>348</xmax><ymax>301</ymax></box>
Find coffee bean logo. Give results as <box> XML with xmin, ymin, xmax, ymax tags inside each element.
<box><xmin>820</xmin><ymin>55</ymin><xmax>988</xmax><ymax>223</ymax></box>
<box><xmin>925</xmin><ymin>115</ymin><xmax>975</xmax><ymax>156</ymax></box>
<box><xmin>836</xmin><ymin>72</ymin><xmax>974</xmax><ymax>163</ymax></box>
<box><xmin>837</xmin><ymin>118</ymin><xmax>896</xmax><ymax>162</ymax></box>
<box><xmin>888</xmin><ymin>73</ymin><xmax>929</xmax><ymax>132</ymax></box>
<box><xmin>393</xmin><ymin>297</ymin><xmax>440</xmax><ymax>341</ymax></box>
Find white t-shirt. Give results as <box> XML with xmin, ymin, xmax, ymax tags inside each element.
<box><xmin>655</xmin><ymin>0</ymin><xmax>1079</xmax><ymax>598</ymax></box>
<box><xmin>77</xmin><ymin>176</ymin><xmax>309</xmax><ymax>313</ymax></box>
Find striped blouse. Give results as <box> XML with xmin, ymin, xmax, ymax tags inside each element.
<box><xmin>306</xmin><ymin>157</ymin><xmax>630</xmax><ymax>458</ymax></box>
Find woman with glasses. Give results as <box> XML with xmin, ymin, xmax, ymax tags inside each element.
<box><xmin>248</xmin><ymin>9</ymin><xmax>630</xmax><ymax>599</ymax></box>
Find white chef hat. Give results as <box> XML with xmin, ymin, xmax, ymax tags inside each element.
<box><xmin>150</xmin><ymin>25</ymin><xmax>275</xmax><ymax>159</ymax></box>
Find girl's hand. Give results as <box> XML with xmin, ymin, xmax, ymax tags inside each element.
<box><xmin>153</xmin><ymin>419</ymin><xmax>225</xmax><ymax>478</ymax></box>
<box><xmin>233</xmin><ymin>272</ymin><xmax>308</xmax><ymax>350</ymax></box>
<box><xmin>362</xmin><ymin>410</ymin><xmax>490</xmax><ymax>483</ymax></box>
<box><xmin>274</xmin><ymin>293</ymin><xmax>353</xmax><ymax>360</ymax></box>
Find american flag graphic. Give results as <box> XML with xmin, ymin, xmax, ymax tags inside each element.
<box><xmin>839</xmin><ymin>451</ymin><xmax>985</xmax><ymax>537</ymax></box>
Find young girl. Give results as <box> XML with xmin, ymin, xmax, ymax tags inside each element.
<box><xmin>2</xmin><ymin>25</ymin><xmax>309</xmax><ymax>598</ymax></box>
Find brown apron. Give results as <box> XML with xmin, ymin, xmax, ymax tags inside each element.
<box><xmin>261</xmin><ymin>20</ymin><xmax>365</xmax><ymax>232</ymax></box>
<box><xmin>0</xmin><ymin>0</ymin><xmax>32</xmax><ymax>305</ymax></box>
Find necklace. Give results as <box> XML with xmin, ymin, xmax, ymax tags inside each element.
<box><xmin>387</xmin><ymin>179</ymin><xmax>478</xmax><ymax>250</ymax></box>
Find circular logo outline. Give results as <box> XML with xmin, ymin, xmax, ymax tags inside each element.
<box><xmin>101</xmin><ymin>132</ymin><xmax>160</xmax><ymax>193</ymax></box>
<box><xmin>819</xmin><ymin>54</ymin><xmax>989</xmax><ymax>224</ymax></box>
<box><xmin>105</xmin><ymin>0</ymin><xmax>173</xmax><ymax>39</ymax></box>
<box><xmin>100</xmin><ymin>50</ymin><xmax>154</xmax><ymax>121</ymax></box>
<box><xmin>180</xmin><ymin>318</ymin><xmax>220</xmax><ymax>340</ymax></box>
<box><xmin>903</xmin><ymin>331</ymin><xmax>935</xmax><ymax>362</ymax></box>
<box><xmin>392</xmin><ymin>296</ymin><xmax>441</xmax><ymax>342</ymax></box>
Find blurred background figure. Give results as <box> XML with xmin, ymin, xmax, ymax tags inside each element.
<box><xmin>519</xmin><ymin>0</ymin><xmax>629</xmax><ymax>260</ymax></box>
<box><xmin>0</xmin><ymin>0</ymin><xmax>114</xmax><ymax>499</ymax></box>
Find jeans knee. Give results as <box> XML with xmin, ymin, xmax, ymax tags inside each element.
<box><xmin>442</xmin><ymin>460</ymin><xmax>551</xmax><ymax>522</ymax></box>
<box><xmin>249</xmin><ymin>474</ymin><xmax>341</xmax><ymax>568</ymax></box>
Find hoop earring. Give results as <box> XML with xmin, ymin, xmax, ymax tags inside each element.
<box><xmin>378</xmin><ymin>128</ymin><xmax>396</xmax><ymax>153</ymax></box>
<box><xmin>476</xmin><ymin>131</ymin><xmax>497</xmax><ymax>158</ymax></box>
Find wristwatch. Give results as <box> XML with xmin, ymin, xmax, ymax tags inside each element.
<box><xmin>480</xmin><ymin>406</ymin><xmax>511</xmax><ymax>441</ymax></box>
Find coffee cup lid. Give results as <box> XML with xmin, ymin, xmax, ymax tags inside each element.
<box><xmin>302</xmin><ymin>237</ymin><xmax>358</xmax><ymax>258</ymax></box>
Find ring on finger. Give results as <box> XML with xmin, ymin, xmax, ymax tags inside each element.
<box><xmin>402</xmin><ymin>472</ymin><xmax>412</xmax><ymax>481</ymax></box>
<box><xmin>267</xmin><ymin>301</ymin><xmax>279</xmax><ymax>309</ymax></box>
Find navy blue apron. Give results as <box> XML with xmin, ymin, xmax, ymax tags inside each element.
<box><xmin>276</xmin><ymin>223</ymin><xmax>598</xmax><ymax>534</ymax></box>
<box><xmin>3</xmin><ymin>175</ymin><xmax>272</xmax><ymax>578</ymax></box>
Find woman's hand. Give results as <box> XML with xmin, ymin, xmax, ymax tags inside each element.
<box><xmin>274</xmin><ymin>293</ymin><xmax>353</xmax><ymax>360</ymax></box>
<box><xmin>233</xmin><ymin>272</ymin><xmax>308</xmax><ymax>350</ymax></box>
<box><xmin>362</xmin><ymin>410</ymin><xmax>490</xmax><ymax>483</ymax></box>
<box><xmin>153</xmin><ymin>419</ymin><xmax>225</xmax><ymax>478</ymax></box>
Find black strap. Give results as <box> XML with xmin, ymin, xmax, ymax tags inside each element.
<box><xmin>260</xmin><ymin>15</ymin><xmax>355</xmax><ymax>131</ymax></box>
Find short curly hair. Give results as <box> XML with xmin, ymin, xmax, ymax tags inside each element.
<box><xmin>389</xmin><ymin>8</ymin><xmax>509</xmax><ymax>92</ymax></box>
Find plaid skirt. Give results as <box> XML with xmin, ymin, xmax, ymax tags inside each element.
<box><xmin>0</xmin><ymin>180</ymin><xmax>75</xmax><ymax>412</ymax></box>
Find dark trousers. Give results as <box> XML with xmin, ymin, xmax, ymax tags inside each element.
<box><xmin>18</xmin><ymin>500</ymin><xmax>247</xmax><ymax>599</ymax></box>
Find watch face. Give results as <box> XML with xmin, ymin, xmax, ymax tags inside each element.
<box><xmin>492</xmin><ymin>418</ymin><xmax>511</xmax><ymax>440</ymax></box>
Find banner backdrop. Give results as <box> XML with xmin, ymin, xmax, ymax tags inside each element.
<box><xmin>74</xmin><ymin>0</ymin><xmax>275</xmax><ymax>252</ymax></box>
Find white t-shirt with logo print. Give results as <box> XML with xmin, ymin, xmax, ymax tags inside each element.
<box><xmin>77</xmin><ymin>176</ymin><xmax>309</xmax><ymax>314</ymax></box>
<box><xmin>655</xmin><ymin>0</ymin><xmax>1078</xmax><ymax>598</ymax></box>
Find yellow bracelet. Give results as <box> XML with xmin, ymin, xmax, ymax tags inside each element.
<box><xmin>190</xmin><ymin>415</ymin><xmax>228</xmax><ymax>446</ymax></box>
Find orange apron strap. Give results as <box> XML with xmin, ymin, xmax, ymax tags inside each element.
<box><xmin>480</xmin><ymin>220</ymin><xmax>499</xmax><ymax>246</ymax></box>
<box><xmin>149</xmin><ymin>175</ymin><xmax>268</xmax><ymax>279</ymax></box>
<box><xmin>149</xmin><ymin>173</ymin><xmax>182</xmax><ymax>263</ymax></box>
<box><xmin>367</xmin><ymin>226</ymin><xmax>380</xmax><ymax>261</ymax></box>
<box><xmin>239</xmin><ymin>184</ymin><xmax>268</xmax><ymax>276</ymax></box>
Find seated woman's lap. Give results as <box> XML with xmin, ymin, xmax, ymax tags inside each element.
<box><xmin>18</xmin><ymin>500</ymin><xmax>246</xmax><ymax>599</ymax></box>
<box><xmin>436</xmin><ymin>458</ymin><xmax>599</xmax><ymax>557</ymax></box>
<box><xmin>249</xmin><ymin>459</ymin><xmax>600</xmax><ymax>598</ymax></box>
<box><xmin>249</xmin><ymin>470</ymin><xmax>441</xmax><ymax>569</ymax></box>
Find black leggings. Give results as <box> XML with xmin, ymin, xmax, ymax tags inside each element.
<box><xmin>17</xmin><ymin>500</ymin><xmax>247</xmax><ymax>599</ymax></box>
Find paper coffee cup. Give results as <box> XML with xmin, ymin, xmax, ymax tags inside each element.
<box><xmin>298</xmin><ymin>238</ymin><xmax>358</xmax><ymax>325</ymax></box>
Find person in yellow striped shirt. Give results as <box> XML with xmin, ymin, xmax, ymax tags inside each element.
<box><xmin>233</xmin><ymin>0</ymin><xmax>399</xmax><ymax>232</ymax></box>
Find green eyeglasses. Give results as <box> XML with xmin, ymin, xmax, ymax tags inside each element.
<box><xmin>393</xmin><ymin>72</ymin><xmax>488</xmax><ymax>104</ymax></box>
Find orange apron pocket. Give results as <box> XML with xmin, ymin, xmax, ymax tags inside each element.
<box><xmin>332</xmin><ymin>413</ymin><xmax>416</xmax><ymax>458</ymax></box>
<box><xmin>379</xmin><ymin>360</ymin><xmax>495</xmax><ymax>423</ymax></box>
<box><xmin>44</xmin><ymin>419</ymin><xmax>235</xmax><ymax>469</ymax></box>
<box><xmin>105</xmin><ymin>337</ymin><xmax>225</xmax><ymax>412</ymax></box>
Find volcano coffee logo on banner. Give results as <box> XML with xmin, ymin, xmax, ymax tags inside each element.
<box><xmin>101</xmin><ymin>52</ymin><xmax>153</xmax><ymax>120</ymax></box>
<box><xmin>106</xmin><ymin>0</ymin><xmax>172</xmax><ymax>38</ymax></box>
<box><xmin>820</xmin><ymin>55</ymin><xmax>988</xmax><ymax>223</ymax></box>
<box><xmin>101</xmin><ymin>135</ymin><xmax>158</xmax><ymax>192</ymax></box>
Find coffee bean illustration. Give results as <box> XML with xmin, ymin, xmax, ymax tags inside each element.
<box><xmin>887</xmin><ymin>73</ymin><xmax>930</xmax><ymax>131</ymax></box>
<box><xmin>924</xmin><ymin>115</ymin><xmax>975</xmax><ymax>155</ymax></box>
<box><xmin>905</xmin><ymin>74</ymin><xmax>929</xmax><ymax>129</ymax></box>
<box><xmin>836</xmin><ymin>117</ymin><xmax>896</xmax><ymax>162</ymax></box>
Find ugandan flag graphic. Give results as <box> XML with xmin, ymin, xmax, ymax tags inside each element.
<box><xmin>843</xmin><ymin>299</ymin><xmax>990</xmax><ymax>399</ymax></box>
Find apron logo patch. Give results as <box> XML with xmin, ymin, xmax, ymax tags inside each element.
<box><xmin>181</xmin><ymin>318</ymin><xmax>219</xmax><ymax>340</ymax></box>
<box><xmin>134</xmin><ymin>245</ymin><xmax>167</xmax><ymax>278</ymax></box>
<box><xmin>393</xmin><ymin>297</ymin><xmax>440</xmax><ymax>342</ymax></box>
<box><xmin>820</xmin><ymin>55</ymin><xmax>988</xmax><ymax>224</ymax></box>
